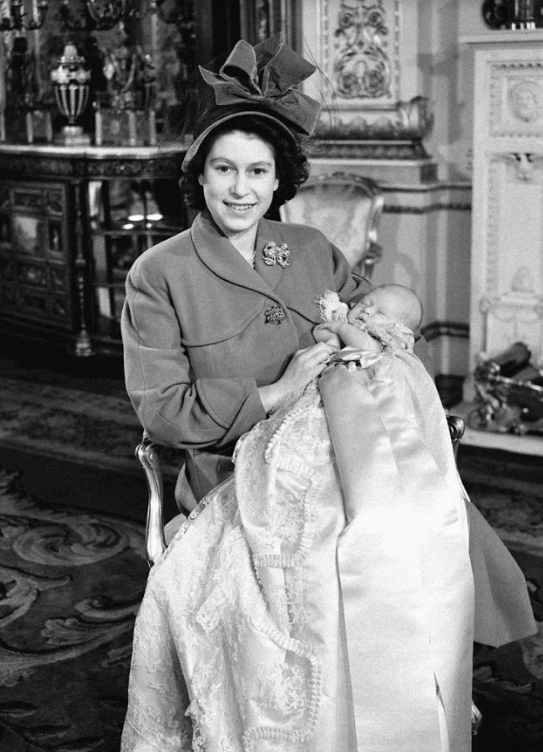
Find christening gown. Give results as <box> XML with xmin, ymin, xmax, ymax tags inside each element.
<box><xmin>121</xmin><ymin>323</ymin><xmax>535</xmax><ymax>752</ymax></box>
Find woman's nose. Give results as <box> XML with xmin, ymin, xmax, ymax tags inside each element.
<box><xmin>231</xmin><ymin>172</ymin><xmax>249</xmax><ymax>196</ymax></box>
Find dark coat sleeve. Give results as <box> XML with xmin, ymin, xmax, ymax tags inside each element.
<box><xmin>122</xmin><ymin>256</ymin><xmax>267</xmax><ymax>450</ymax></box>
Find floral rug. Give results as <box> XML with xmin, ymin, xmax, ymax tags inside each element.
<box><xmin>0</xmin><ymin>376</ymin><xmax>143</xmax><ymax>476</ymax></box>
<box><xmin>0</xmin><ymin>375</ymin><xmax>183</xmax><ymax>480</ymax></box>
<box><xmin>0</xmin><ymin>468</ymin><xmax>149</xmax><ymax>752</ymax></box>
<box><xmin>458</xmin><ymin>445</ymin><xmax>543</xmax><ymax>555</ymax></box>
<box><xmin>458</xmin><ymin>446</ymin><xmax>543</xmax><ymax>751</ymax></box>
<box><xmin>473</xmin><ymin>548</ymin><xmax>543</xmax><ymax>752</ymax></box>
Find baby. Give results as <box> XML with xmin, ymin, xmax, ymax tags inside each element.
<box><xmin>314</xmin><ymin>283</ymin><xmax>423</xmax><ymax>356</ymax></box>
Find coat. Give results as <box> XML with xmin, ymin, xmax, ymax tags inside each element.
<box><xmin>121</xmin><ymin>210</ymin><xmax>372</xmax><ymax>504</ymax></box>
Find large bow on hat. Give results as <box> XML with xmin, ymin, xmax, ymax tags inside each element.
<box><xmin>199</xmin><ymin>34</ymin><xmax>321</xmax><ymax>136</ymax></box>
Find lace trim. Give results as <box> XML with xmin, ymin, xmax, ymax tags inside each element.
<box><xmin>315</xmin><ymin>290</ymin><xmax>349</xmax><ymax>321</ymax></box>
<box><xmin>250</xmin><ymin>390</ymin><xmax>323</xmax><ymax>569</ymax></box>
<box><xmin>243</xmin><ymin>619</ymin><xmax>322</xmax><ymax>750</ymax></box>
<box><xmin>365</xmin><ymin>319</ymin><xmax>415</xmax><ymax>353</ymax></box>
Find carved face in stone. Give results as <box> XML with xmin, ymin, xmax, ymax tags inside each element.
<box><xmin>509</xmin><ymin>81</ymin><xmax>542</xmax><ymax>123</ymax></box>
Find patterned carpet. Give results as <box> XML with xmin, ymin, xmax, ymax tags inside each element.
<box><xmin>0</xmin><ymin>375</ymin><xmax>143</xmax><ymax>476</ymax></box>
<box><xmin>0</xmin><ymin>373</ymin><xmax>542</xmax><ymax>750</ymax></box>
<box><xmin>457</xmin><ymin>445</ymin><xmax>543</xmax><ymax>752</ymax></box>
<box><xmin>473</xmin><ymin>548</ymin><xmax>543</xmax><ymax>752</ymax></box>
<box><xmin>0</xmin><ymin>468</ymin><xmax>148</xmax><ymax>752</ymax></box>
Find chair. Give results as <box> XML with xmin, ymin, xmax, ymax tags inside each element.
<box><xmin>136</xmin><ymin>414</ymin><xmax>465</xmax><ymax>568</ymax></box>
<box><xmin>279</xmin><ymin>172</ymin><xmax>384</xmax><ymax>279</ymax></box>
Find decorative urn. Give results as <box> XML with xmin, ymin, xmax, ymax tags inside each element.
<box><xmin>51</xmin><ymin>43</ymin><xmax>91</xmax><ymax>145</ymax></box>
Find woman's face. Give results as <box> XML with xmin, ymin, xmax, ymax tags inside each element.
<box><xmin>198</xmin><ymin>130</ymin><xmax>279</xmax><ymax>244</ymax></box>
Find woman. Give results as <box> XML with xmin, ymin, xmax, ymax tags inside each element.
<box><xmin>121</xmin><ymin>36</ymin><xmax>535</xmax><ymax>752</ymax></box>
<box><xmin>121</xmin><ymin>35</ymin><xmax>369</xmax><ymax>510</ymax></box>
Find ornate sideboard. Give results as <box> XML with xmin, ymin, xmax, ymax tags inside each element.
<box><xmin>0</xmin><ymin>144</ymin><xmax>186</xmax><ymax>356</ymax></box>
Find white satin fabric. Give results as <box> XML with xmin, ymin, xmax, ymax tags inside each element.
<box><xmin>122</xmin><ymin>353</ymin><xmax>476</xmax><ymax>752</ymax></box>
<box><xmin>320</xmin><ymin>353</ymin><xmax>475</xmax><ymax>752</ymax></box>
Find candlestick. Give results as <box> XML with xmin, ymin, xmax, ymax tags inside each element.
<box><xmin>128</xmin><ymin>110</ymin><xmax>136</xmax><ymax>146</ymax></box>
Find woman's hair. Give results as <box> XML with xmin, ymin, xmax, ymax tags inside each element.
<box><xmin>180</xmin><ymin>113</ymin><xmax>311</xmax><ymax>215</ymax></box>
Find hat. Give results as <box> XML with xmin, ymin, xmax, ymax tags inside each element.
<box><xmin>181</xmin><ymin>34</ymin><xmax>321</xmax><ymax>172</ymax></box>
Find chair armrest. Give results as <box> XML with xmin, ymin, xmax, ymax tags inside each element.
<box><xmin>446</xmin><ymin>414</ymin><xmax>465</xmax><ymax>458</ymax></box>
<box><xmin>136</xmin><ymin>438</ymin><xmax>167</xmax><ymax>567</ymax></box>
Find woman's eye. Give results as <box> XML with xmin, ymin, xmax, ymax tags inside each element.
<box><xmin>252</xmin><ymin>168</ymin><xmax>267</xmax><ymax>176</ymax></box>
<box><xmin>216</xmin><ymin>165</ymin><xmax>231</xmax><ymax>173</ymax></box>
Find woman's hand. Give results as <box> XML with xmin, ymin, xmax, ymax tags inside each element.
<box><xmin>258</xmin><ymin>342</ymin><xmax>339</xmax><ymax>413</ymax></box>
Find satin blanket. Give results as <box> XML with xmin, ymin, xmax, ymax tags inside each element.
<box><xmin>320</xmin><ymin>353</ymin><xmax>475</xmax><ymax>752</ymax></box>
<box><xmin>121</xmin><ymin>354</ymin><xmax>533</xmax><ymax>752</ymax></box>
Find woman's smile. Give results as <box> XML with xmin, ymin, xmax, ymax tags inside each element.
<box><xmin>198</xmin><ymin>130</ymin><xmax>279</xmax><ymax>251</ymax></box>
<box><xmin>224</xmin><ymin>202</ymin><xmax>256</xmax><ymax>211</ymax></box>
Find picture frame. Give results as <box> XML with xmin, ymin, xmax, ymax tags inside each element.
<box><xmin>13</xmin><ymin>214</ymin><xmax>42</xmax><ymax>256</ymax></box>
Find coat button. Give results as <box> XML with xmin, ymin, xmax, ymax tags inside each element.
<box><xmin>264</xmin><ymin>305</ymin><xmax>285</xmax><ymax>324</ymax></box>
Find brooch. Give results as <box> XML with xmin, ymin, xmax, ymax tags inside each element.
<box><xmin>264</xmin><ymin>305</ymin><xmax>286</xmax><ymax>324</ymax></box>
<box><xmin>262</xmin><ymin>241</ymin><xmax>290</xmax><ymax>268</ymax></box>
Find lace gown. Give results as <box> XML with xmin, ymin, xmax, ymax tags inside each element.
<box><xmin>121</xmin><ymin>337</ymin><xmax>492</xmax><ymax>752</ymax></box>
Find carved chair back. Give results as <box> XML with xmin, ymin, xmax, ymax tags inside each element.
<box><xmin>279</xmin><ymin>172</ymin><xmax>384</xmax><ymax>278</ymax></box>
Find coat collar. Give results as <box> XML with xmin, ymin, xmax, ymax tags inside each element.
<box><xmin>191</xmin><ymin>211</ymin><xmax>286</xmax><ymax>296</ymax></box>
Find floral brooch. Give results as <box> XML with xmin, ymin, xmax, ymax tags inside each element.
<box><xmin>262</xmin><ymin>241</ymin><xmax>290</xmax><ymax>268</ymax></box>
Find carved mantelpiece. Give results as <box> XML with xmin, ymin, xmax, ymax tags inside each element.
<box><xmin>462</xmin><ymin>31</ymin><xmax>543</xmax><ymax>450</ymax></box>
<box><xmin>301</xmin><ymin>0</ymin><xmax>434</xmax><ymax>162</ymax></box>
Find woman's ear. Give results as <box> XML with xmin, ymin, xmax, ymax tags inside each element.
<box><xmin>198</xmin><ymin>173</ymin><xmax>204</xmax><ymax>187</ymax></box>
<box><xmin>273</xmin><ymin>177</ymin><xmax>279</xmax><ymax>191</ymax></box>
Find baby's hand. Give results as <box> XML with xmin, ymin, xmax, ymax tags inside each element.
<box><xmin>313</xmin><ymin>322</ymin><xmax>343</xmax><ymax>348</ymax></box>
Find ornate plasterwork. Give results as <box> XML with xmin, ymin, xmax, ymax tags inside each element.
<box><xmin>311</xmin><ymin>0</ymin><xmax>431</xmax><ymax>151</ymax></box>
<box><xmin>489</xmin><ymin>61</ymin><xmax>543</xmax><ymax>139</ymax></box>
<box><xmin>480</xmin><ymin>153</ymin><xmax>543</xmax><ymax>364</ymax></box>
<box><xmin>316</xmin><ymin>95</ymin><xmax>433</xmax><ymax>141</ymax></box>
<box><xmin>332</xmin><ymin>0</ymin><xmax>396</xmax><ymax>102</ymax></box>
<box><xmin>328</xmin><ymin>0</ymin><xmax>400</xmax><ymax>105</ymax></box>
<box><xmin>317</xmin><ymin>138</ymin><xmax>432</xmax><ymax>161</ymax></box>
<box><xmin>484</xmin><ymin>154</ymin><xmax>543</xmax><ymax>293</ymax></box>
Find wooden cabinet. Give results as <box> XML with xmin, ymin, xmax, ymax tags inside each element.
<box><xmin>0</xmin><ymin>144</ymin><xmax>186</xmax><ymax>356</ymax></box>
<box><xmin>0</xmin><ymin>179</ymin><xmax>74</xmax><ymax>332</ymax></box>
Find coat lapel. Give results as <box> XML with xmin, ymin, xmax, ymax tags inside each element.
<box><xmin>191</xmin><ymin>211</ymin><xmax>287</xmax><ymax>298</ymax></box>
<box><xmin>191</xmin><ymin>213</ymin><xmax>266</xmax><ymax>292</ymax></box>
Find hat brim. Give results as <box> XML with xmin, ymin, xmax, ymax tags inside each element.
<box><xmin>181</xmin><ymin>110</ymin><xmax>296</xmax><ymax>172</ymax></box>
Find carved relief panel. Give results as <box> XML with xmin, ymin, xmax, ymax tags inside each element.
<box><xmin>300</xmin><ymin>0</ymin><xmax>432</xmax><ymax>156</ymax></box>
<box><xmin>489</xmin><ymin>60</ymin><xmax>543</xmax><ymax>136</ymax></box>
<box><xmin>468</xmin><ymin>35</ymin><xmax>543</xmax><ymax>377</ymax></box>
<box><xmin>329</xmin><ymin>0</ymin><xmax>400</xmax><ymax>104</ymax></box>
<box><xmin>480</xmin><ymin>154</ymin><xmax>543</xmax><ymax>364</ymax></box>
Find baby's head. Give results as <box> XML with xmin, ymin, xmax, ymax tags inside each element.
<box><xmin>348</xmin><ymin>284</ymin><xmax>423</xmax><ymax>333</ymax></box>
